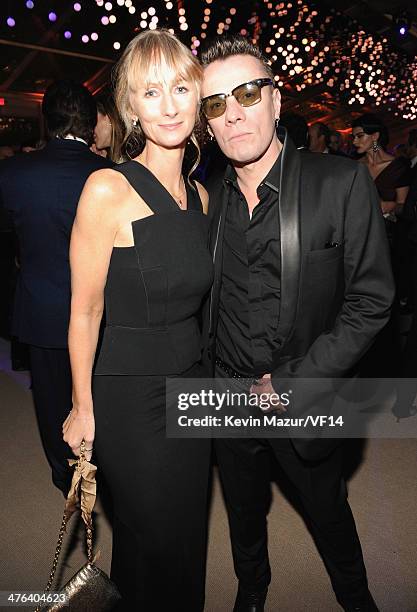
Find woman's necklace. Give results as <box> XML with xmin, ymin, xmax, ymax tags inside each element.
<box><xmin>172</xmin><ymin>177</ymin><xmax>187</xmax><ymax>209</ymax></box>
<box><xmin>136</xmin><ymin>155</ymin><xmax>187</xmax><ymax>209</ymax></box>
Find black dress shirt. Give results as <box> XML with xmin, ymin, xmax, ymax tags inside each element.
<box><xmin>216</xmin><ymin>154</ymin><xmax>282</xmax><ymax>376</ymax></box>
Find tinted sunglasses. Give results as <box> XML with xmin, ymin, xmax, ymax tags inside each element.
<box><xmin>201</xmin><ymin>78</ymin><xmax>274</xmax><ymax>119</ymax></box>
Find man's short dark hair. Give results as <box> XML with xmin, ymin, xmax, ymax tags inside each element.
<box><xmin>201</xmin><ymin>35</ymin><xmax>274</xmax><ymax>79</ymax></box>
<box><xmin>42</xmin><ymin>79</ymin><xmax>97</xmax><ymax>144</ymax></box>
<box><xmin>279</xmin><ymin>112</ymin><xmax>308</xmax><ymax>149</ymax></box>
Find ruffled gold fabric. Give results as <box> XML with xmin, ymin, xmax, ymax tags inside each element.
<box><xmin>65</xmin><ymin>457</ymin><xmax>97</xmax><ymax>532</ymax></box>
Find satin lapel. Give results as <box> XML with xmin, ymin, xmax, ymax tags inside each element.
<box><xmin>276</xmin><ymin>131</ymin><xmax>301</xmax><ymax>347</ymax></box>
<box><xmin>208</xmin><ymin>183</ymin><xmax>228</xmax><ymax>339</ymax></box>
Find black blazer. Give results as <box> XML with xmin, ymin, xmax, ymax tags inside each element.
<box><xmin>0</xmin><ymin>139</ymin><xmax>112</xmax><ymax>348</ymax></box>
<box><xmin>204</xmin><ymin>129</ymin><xmax>395</xmax><ymax>460</ymax></box>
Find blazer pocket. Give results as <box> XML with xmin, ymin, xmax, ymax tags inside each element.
<box><xmin>307</xmin><ymin>244</ymin><xmax>344</xmax><ymax>263</ymax></box>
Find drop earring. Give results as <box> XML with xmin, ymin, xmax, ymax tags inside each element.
<box><xmin>132</xmin><ymin>117</ymin><xmax>138</xmax><ymax>128</ymax></box>
<box><xmin>207</xmin><ymin>127</ymin><xmax>214</xmax><ymax>142</ymax></box>
<box><xmin>372</xmin><ymin>140</ymin><xmax>379</xmax><ymax>153</ymax></box>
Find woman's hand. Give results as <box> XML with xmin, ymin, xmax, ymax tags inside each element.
<box><xmin>62</xmin><ymin>407</ymin><xmax>95</xmax><ymax>462</ymax></box>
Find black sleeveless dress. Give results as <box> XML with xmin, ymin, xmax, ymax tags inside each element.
<box><xmin>93</xmin><ymin>161</ymin><xmax>213</xmax><ymax>611</ymax></box>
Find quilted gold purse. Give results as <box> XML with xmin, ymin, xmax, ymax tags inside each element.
<box><xmin>35</xmin><ymin>441</ymin><xmax>121</xmax><ymax>612</ymax></box>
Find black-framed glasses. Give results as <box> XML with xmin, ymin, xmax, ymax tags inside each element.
<box><xmin>201</xmin><ymin>78</ymin><xmax>274</xmax><ymax>119</ymax></box>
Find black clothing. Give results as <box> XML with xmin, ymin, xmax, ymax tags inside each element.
<box><xmin>205</xmin><ymin>129</ymin><xmax>393</xmax><ymax>607</ymax></box>
<box><xmin>374</xmin><ymin>156</ymin><xmax>411</xmax><ymax>251</ymax></box>
<box><xmin>216</xmin><ymin>157</ymin><xmax>281</xmax><ymax>377</ymax></box>
<box><xmin>393</xmin><ymin>244</ymin><xmax>417</xmax><ymax>415</ymax></box>
<box><xmin>94</xmin><ymin>367</ymin><xmax>209</xmax><ymax>612</ymax></box>
<box><xmin>205</xmin><ymin>130</ymin><xmax>394</xmax><ymax>460</ymax></box>
<box><xmin>0</xmin><ymin>139</ymin><xmax>111</xmax><ymax>493</ymax></box>
<box><xmin>373</xmin><ymin>157</ymin><xmax>410</xmax><ymax>203</ymax></box>
<box><xmin>215</xmin><ymin>433</ymin><xmax>368</xmax><ymax>604</ymax></box>
<box><xmin>29</xmin><ymin>346</ymin><xmax>73</xmax><ymax>495</ymax></box>
<box><xmin>0</xmin><ymin>139</ymin><xmax>111</xmax><ymax>348</ymax></box>
<box><xmin>93</xmin><ymin>161</ymin><xmax>213</xmax><ymax>611</ymax></box>
<box><xmin>215</xmin><ymin>352</ymin><xmax>369</xmax><ymax>608</ymax></box>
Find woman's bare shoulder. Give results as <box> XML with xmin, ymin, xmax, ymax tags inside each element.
<box><xmin>76</xmin><ymin>168</ymin><xmax>133</xmax><ymax>229</ymax></box>
<box><xmin>84</xmin><ymin>167</ymin><xmax>131</xmax><ymax>200</ymax></box>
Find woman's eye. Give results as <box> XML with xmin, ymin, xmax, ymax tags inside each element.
<box><xmin>145</xmin><ymin>89</ymin><xmax>158</xmax><ymax>97</ymax></box>
<box><xmin>176</xmin><ymin>85</ymin><xmax>188</xmax><ymax>94</ymax></box>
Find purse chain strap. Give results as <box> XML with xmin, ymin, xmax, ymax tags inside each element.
<box><xmin>34</xmin><ymin>442</ymin><xmax>94</xmax><ymax>612</ymax></box>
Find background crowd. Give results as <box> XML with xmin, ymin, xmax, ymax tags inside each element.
<box><xmin>1</xmin><ymin>92</ymin><xmax>416</xmax><ymax>421</ymax></box>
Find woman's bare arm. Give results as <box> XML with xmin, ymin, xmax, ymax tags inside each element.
<box><xmin>63</xmin><ymin>169</ymin><xmax>127</xmax><ymax>457</ymax></box>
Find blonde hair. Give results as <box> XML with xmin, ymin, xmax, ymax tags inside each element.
<box><xmin>113</xmin><ymin>29</ymin><xmax>203</xmax><ymax>177</ymax></box>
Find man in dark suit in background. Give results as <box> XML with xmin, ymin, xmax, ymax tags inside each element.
<box><xmin>201</xmin><ymin>37</ymin><xmax>393</xmax><ymax>612</ymax></box>
<box><xmin>308</xmin><ymin>120</ymin><xmax>331</xmax><ymax>153</ymax></box>
<box><xmin>0</xmin><ymin>80</ymin><xmax>111</xmax><ymax>494</ymax></box>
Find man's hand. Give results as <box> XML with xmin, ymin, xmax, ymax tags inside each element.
<box><xmin>249</xmin><ymin>373</ymin><xmax>287</xmax><ymax>414</ymax></box>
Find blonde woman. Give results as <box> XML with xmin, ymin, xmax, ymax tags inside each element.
<box><xmin>62</xmin><ymin>30</ymin><xmax>213</xmax><ymax>611</ymax></box>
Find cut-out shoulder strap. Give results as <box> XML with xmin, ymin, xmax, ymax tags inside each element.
<box><xmin>114</xmin><ymin>160</ymin><xmax>179</xmax><ymax>214</ymax></box>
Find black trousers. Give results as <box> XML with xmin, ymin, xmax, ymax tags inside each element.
<box><xmin>29</xmin><ymin>345</ymin><xmax>73</xmax><ymax>495</ymax></box>
<box><xmin>215</xmin><ymin>435</ymin><xmax>369</xmax><ymax>607</ymax></box>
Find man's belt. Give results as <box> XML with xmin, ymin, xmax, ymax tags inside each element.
<box><xmin>215</xmin><ymin>357</ymin><xmax>259</xmax><ymax>386</ymax></box>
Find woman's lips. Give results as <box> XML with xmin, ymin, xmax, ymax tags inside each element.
<box><xmin>159</xmin><ymin>122</ymin><xmax>183</xmax><ymax>130</ymax></box>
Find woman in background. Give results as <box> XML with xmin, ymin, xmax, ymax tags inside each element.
<box><xmin>352</xmin><ymin>113</ymin><xmax>410</xmax><ymax>219</ymax></box>
<box><xmin>62</xmin><ymin>30</ymin><xmax>213</xmax><ymax>611</ymax></box>
<box><xmin>352</xmin><ymin>113</ymin><xmax>411</xmax><ymax>377</ymax></box>
<box><xmin>92</xmin><ymin>90</ymin><xmax>125</xmax><ymax>162</ymax></box>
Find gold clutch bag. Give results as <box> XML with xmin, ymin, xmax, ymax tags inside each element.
<box><xmin>36</xmin><ymin>441</ymin><xmax>121</xmax><ymax>612</ymax></box>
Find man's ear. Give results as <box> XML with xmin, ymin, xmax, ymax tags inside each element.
<box><xmin>272</xmin><ymin>86</ymin><xmax>281</xmax><ymax>121</ymax></box>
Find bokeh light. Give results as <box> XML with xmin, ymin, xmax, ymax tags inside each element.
<box><xmin>5</xmin><ymin>0</ymin><xmax>416</xmax><ymax>122</ymax></box>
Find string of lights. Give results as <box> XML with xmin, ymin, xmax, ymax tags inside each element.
<box><xmin>1</xmin><ymin>0</ymin><xmax>416</xmax><ymax>120</ymax></box>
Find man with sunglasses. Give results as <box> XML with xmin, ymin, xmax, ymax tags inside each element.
<box><xmin>201</xmin><ymin>36</ymin><xmax>393</xmax><ymax>612</ymax></box>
